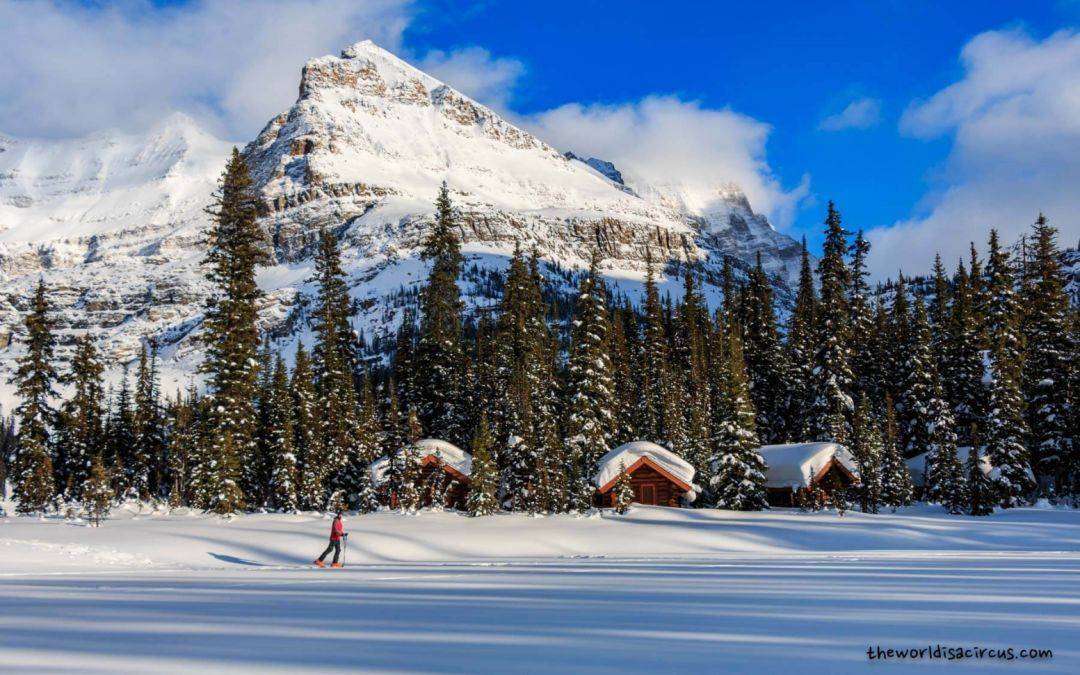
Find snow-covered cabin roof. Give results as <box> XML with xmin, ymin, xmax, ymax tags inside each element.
<box><xmin>594</xmin><ymin>441</ymin><xmax>700</xmax><ymax>501</ymax></box>
<box><xmin>903</xmin><ymin>446</ymin><xmax>1033</xmax><ymax>488</ymax></box>
<box><xmin>370</xmin><ymin>438</ymin><xmax>471</xmax><ymax>485</ymax></box>
<box><xmin>757</xmin><ymin>443</ymin><xmax>859</xmax><ymax>489</ymax></box>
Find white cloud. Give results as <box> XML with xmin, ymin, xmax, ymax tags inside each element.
<box><xmin>819</xmin><ymin>97</ymin><xmax>881</xmax><ymax>131</ymax></box>
<box><xmin>526</xmin><ymin>97</ymin><xmax>809</xmax><ymax>228</ymax></box>
<box><xmin>419</xmin><ymin>46</ymin><xmax>525</xmax><ymax>111</ymax></box>
<box><xmin>867</xmin><ymin>28</ymin><xmax>1080</xmax><ymax>280</ymax></box>
<box><xmin>0</xmin><ymin>0</ymin><xmax>413</xmax><ymax>139</ymax></box>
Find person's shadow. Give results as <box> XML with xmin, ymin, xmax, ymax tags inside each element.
<box><xmin>208</xmin><ymin>552</ymin><xmax>266</xmax><ymax>566</ymax></box>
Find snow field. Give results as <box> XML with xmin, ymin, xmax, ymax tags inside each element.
<box><xmin>1</xmin><ymin>505</ymin><xmax>1078</xmax><ymax>673</ymax></box>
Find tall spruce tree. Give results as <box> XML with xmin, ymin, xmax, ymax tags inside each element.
<box><xmin>983</xmin><ymin>229</ymin><xmax>1037</xmax><ymax>507</ymax></box>
<box><xmin>967</xmin><ymin>426</ymin><xmax>995</xmax><ymax>516</ymax></box>
<box><xmin>985</xmin><ymin>324</ymin><xmax>1036</xmax><ymax>507</ymax></box>
<box><xmin>878</xmin><ymin>397</ymin><xmax>913</xmax><ymax>510</ymax></box>
<box><xmin>167</xmin><ymin>385</ymin><xmax>199</xmax><ymax>507</ymax></box>
<box><xmin>9</xmin><ymin>279</ymin><xmax>59</xmax><ymax>513</ymax></box>
<box><xmin>416</xmin><ymin>183</ymin><xmax>466</xmax><ymax>443</ymax></box>
<box><xmin>785</xmin><ymin>239</ymin><xmax>817</xmax><ymax>442</ymax></box>
<box><xmin>56</xmin><ymin>336</ymin><xmax>105</xmax><ymax>502</ymax></box>
<box><xmin>638</xmin><ymin>254</ymin><xmax>673</xmax><ymax>444</ymax></box>
<box><xmin>848</xmin><ymin>231</ymin><xmax>877</xmax><ymax>402</ymax></box>
<box><xmin>565</xmin><ymin>251</ymin><xmax>615</xmax><ymax>509</ymax></box>
<box><xmin>742</xmin><ymin>254</ymin><xmax>788</xmax><ymax>444</ymax></box>
<box><xmin>291</xmin><ymin>343</ymin><xmax>323</xmax><ymax>510</ymax></box>
<box><xmin>132</xmin><ymin>342</ymin><xmax>166</xmax><ymax>501</ymax></box>
<box><xmin>266</xmin><ymin>356</ymin><xmax>299</xmax><ymax>511</ymax></box>
<box><xmin>199</xmin><ymin>148</ymin><xmax>267</xmax><ymax>513</ymax></box>
<box><xmin>849</xmin><ymin>397</ymin><xmax>883</xmax><ymax>513</ymax></box>
<box><xmin>1020</xmin><ymin>215</ymin><xmax>1073</xmax><ymax>498</ymax></box>
<box><xmin>710</xmin><ymin>327</ymin><xmax>768</xmax><ymax>511</ymax></box>
<box><xmin>107</xmin><ymin>368</ymin><xmax>135</xmax><ymax>497</ymax></box>
<box><xmin>944</xmin><ymin>262</ymin><xmax>987</xmax><ymax>444</ymax></box>
<box><xmin>311</xmin><ymin>229</ymin><xmax>362</xmax><ymax>508</ymax></box>
<box><xmin>466</xmin><ymin>413</ymin><xmax>499</xmax><ymax>516</ymax></box>
<box><xmin>674</xmin><ymin>268</ymin><xmax>712</xmax><ymax>480</ymax></box>
<box><xmin>806</xmin><ymin>202</ymin><xmax>854</xmax><ymax>442</ymax></box>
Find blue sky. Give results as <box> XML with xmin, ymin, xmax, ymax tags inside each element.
<box><xmin>404</xmin><ymin>0</ymin><xmax>1077</xmax><ymax>254</ymax></box>
<box><xmin>3</xmin><ymin>0</ymin><xmax>1078</xmax><ymax>276</ymax></box>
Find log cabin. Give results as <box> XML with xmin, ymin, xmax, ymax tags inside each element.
<box><xmin>757</xmin><ymin>442</ymin><xmax>859</xmax><ymax>507</ymax></box>
<box><xmin>594</xmin><ymin>441</ymin><xmax>700</xmax><ymax>507</ymax></box>
<box><xmin>370</xmin><ymin>439</ymin><xmax>471</xmax><ymax>510</ymax></box>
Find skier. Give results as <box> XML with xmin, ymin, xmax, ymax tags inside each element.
<box><xmin>314</xmin><ymin>512</ymin><xmax>347</xmax><ymax>568</ymax></box>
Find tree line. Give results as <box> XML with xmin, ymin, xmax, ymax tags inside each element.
<box><xmin>3</xmin><ymin>151</ymin><xmax>1076</xmax><ymax>517</ymax></box>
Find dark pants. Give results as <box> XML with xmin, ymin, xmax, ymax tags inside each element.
<box><xmin>318</xmin><ymin>540</ymin><xmax>341</xmax><ymax>564</ymax></box>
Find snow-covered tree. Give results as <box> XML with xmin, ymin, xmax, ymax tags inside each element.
<box><xmin>466</xmin><ymin>414</ymin><xmax>499</xmax><ymax>516</ymax></box>
<box><xmin>785</xmin><ymin>239</ymin><xmax>818</xmax><ymax>443</ymax></box>
<box><xmin>710</xmin><ymin>328</ymin><xmax>768</xmax><ymax>511</ymax></box>
<box><xmin>266</xmin><ymin>356</ymin><xmax>299</xmax><ymax>512</ymax></box>
<box><xmin>878</xmin><ymin>398</ymin><xmax>913</xmax><ymax>510</ymax></box>
<box><xmin>199</xmin><ymin>149</ymin><xmax>267</xmax><ymax>514</ymax></box>
<box><xmin>1020</xmin><ymin>215</ymin><xmax>1073</xmax><ymax>499</ymax></box>
<box><xmin>9</xmin><ymin>278</ymin><xmax>59</xmax><ymax>514</ymax></box>
<box><xmin>849</xmin><ymin>397</ymin><xmax>882</xmax><ymax>513</ymax></box>
<box><xmin>55</xmin><ymin>336</ymin><xmax>105</xmax><ymax>502</ymax></box>
<box><xmin>83</xmin><ymin>454</ymin><xmax>114</xmax><ymax>526</ymax></box>
<box><xmin>565</xmin><ymin>250</ymin><xmax>615</xmax><ymax>509</ymax></box>
<box><xmin>416</xmin><ymin>183</ymin><xmax>466</xmax><ymax>443</ymax></box>
<box><xmin>805</xmin><ymin>202</ymin><xmax>855</xmax><ymax>443</ymax></box>
<box><xmin>742</xmin><ymin>253</ymin><xmax>788</xmax><ymax>444</ymax></box>
<box><xmin>967</xmin><ymin>426</ymin><xmax>995</xmax><ymax>516</ymax></box>
<box><xmin>612</xmin><ymin>460</ymin><xmax>633</xmax><ymax>514</ymax></box>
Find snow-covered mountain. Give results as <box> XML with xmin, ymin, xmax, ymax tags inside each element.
<box><xmin>0</xmin><ymin>40</ymin><xmax>804</xmax><ymax>405</ymax></box>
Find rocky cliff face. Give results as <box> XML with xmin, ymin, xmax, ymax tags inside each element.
<box><xmin>0</xmin><ymin>40</ymin><xmax>805</xmax><ymax>405</ymax></box>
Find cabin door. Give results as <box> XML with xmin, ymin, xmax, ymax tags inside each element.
<box><xmin>640</xmin><ymin>485</ymin><xmax>656</xmax><ymax>505</ymax></box>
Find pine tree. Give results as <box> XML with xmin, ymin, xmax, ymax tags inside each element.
<box><xmin>416</xmin><ymin>183</ymin><xmax>466</xmax><ymax>443</ymax></box>
<box><xmin>1021</xmin><ymin>215</ymin><xmax>1073</xmax><ymax>499</ymax></box>
<box><xmin>493</xmin><ymin>245</ymin><xmax>556</xmax><ymax>510</ymax></box>
<box><xmin>612</xmin><ymin>460</ymin><xmax>633</xmax><ymax>514</ymax></box>
<box><xmin>944</xmin><ymin>262</ymin><xmax>986</xmax><ymax>443</ymax></box>
<box><xmin>933</xmin><ymin>441</ymin><xmax>968</xmax><ymax>515</ymax></box>
<box><xmin>167</xmin><ymin>385</ymin><xmax>199</xmax><ymax>507</ymax></box>
<box><xmin>311</xmin><ymin>229</ymin><xmax>362</xmax><ymax>508</ymax></box>
<box><xmin>565</xmin><ymin>251</ymin><xmax>615</xmax><ymax>509</ymax></box>
<box><xmin>785</xmin><ymin>238</ymin><xmax>817</xmax><ymax>442</ymax></box>
<box><xmin>265</xmin><ymin>356</ymin><xmax>299</xmax><ymax>511</ymax></box>
<box><xmin>131</xmin><ymin>342</ymin><xmax>166</xmax><ymax>501</ymax></box>
<box><xmin>741</xmin><ymin>254</ymin><xmax>788</xmax><ymax>444</ymax></box>
<box><xmin>291</xmin><ymin>343</ymin><xmax>323</xmax><ymax>510</ymax></box>
<box><xmin>887</xmin><ymin>275</ymin><xmax>913</xmax><ymax>437</ymax></box>
<box><xmin>199</xmin><ymin>149</ymin><xmax>267</xmax><ymax>514</ymax></box>
<box><xmin>967</xmin><ymin>426</ymin><xmax>995</xmax><ymax>516</ymax></box>
<box><xmin>609</xmin><ymin>302</ymin><xmax>640</xmax><ymax>443</ymax></box>
<box><xmin>878</xmin><ymin>397</ymin><xmax>913</xmax><ymax>510</ymax></box>
<box><xmin>806</xmin><ymin>202</ymin><xmax>854</xmax><ymax>443</ymax></box>
<box><xmin>901</xmin><ymin>297</ymin><xmax>942</xmax><ymax>458</ymax></box>
<box><xmin>107</xmin><ymin>369</ymin><xmax>136</xmax><ymax>497</ymax></box>
<box><xmin>638</xmin><ymin>254</ymin><xmax>672</xmax><ymax>444</ymax></box>
<box><xmin>985</xmin><ymin>330</ymin><xmax>1036</xmax><ymax>507</ymax></box>
<box><xmin>928</xmin><ymin>254</ymin><xmax>952</xmax><ymax>377</ymax></box>
<box><xmin>56</xmin><ymin>336</ymin><xmax>105</xmax><ymax>502</ymax></box>
<box><xmin>466</xmin><ymin>413</ymin><xmax>499</xmax><ymax>516</ymax></box>
<box><xmin>710</xmin><ymin>327</ymin><xmax>768</xmax><ymax>510</ymax></box>
<box><xmin>849</xmin><ymin>397</ymin><xmax>882</xmax><ymax>513</ymax></box>
<box><xmin>673</xmin><ymin>267</ymin><xmax>712</xmax><ymax>480</ymax></box>
<box><xmin>351</xmin><ymin>373</ymin><xmax>382</xmax><ymax>513</ymax></box>
<box><xmin>848</xmin><ymin>231</ymin><xmax>879</xmax><ymax>402</ymax></box>
<box><xmin>83</xmin><ymin>454</ymin><xmax>114</xmax><ymax>526</ymax></box>
<box><xmin>9</xmin><ymin>279</ymin><xmax>59</xmax><ymax>514</ymax></box>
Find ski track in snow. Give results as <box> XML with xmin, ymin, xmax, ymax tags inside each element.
<box><xmin>1</xmin><ymin>505</ymin><xmax>1079</xmax><ymax>673</ymax></box>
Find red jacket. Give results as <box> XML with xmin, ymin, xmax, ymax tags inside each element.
<box><xmin>330</xmin><ymin>517</ymin><xmax>344</xmax><ymax>541</ymax></box>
